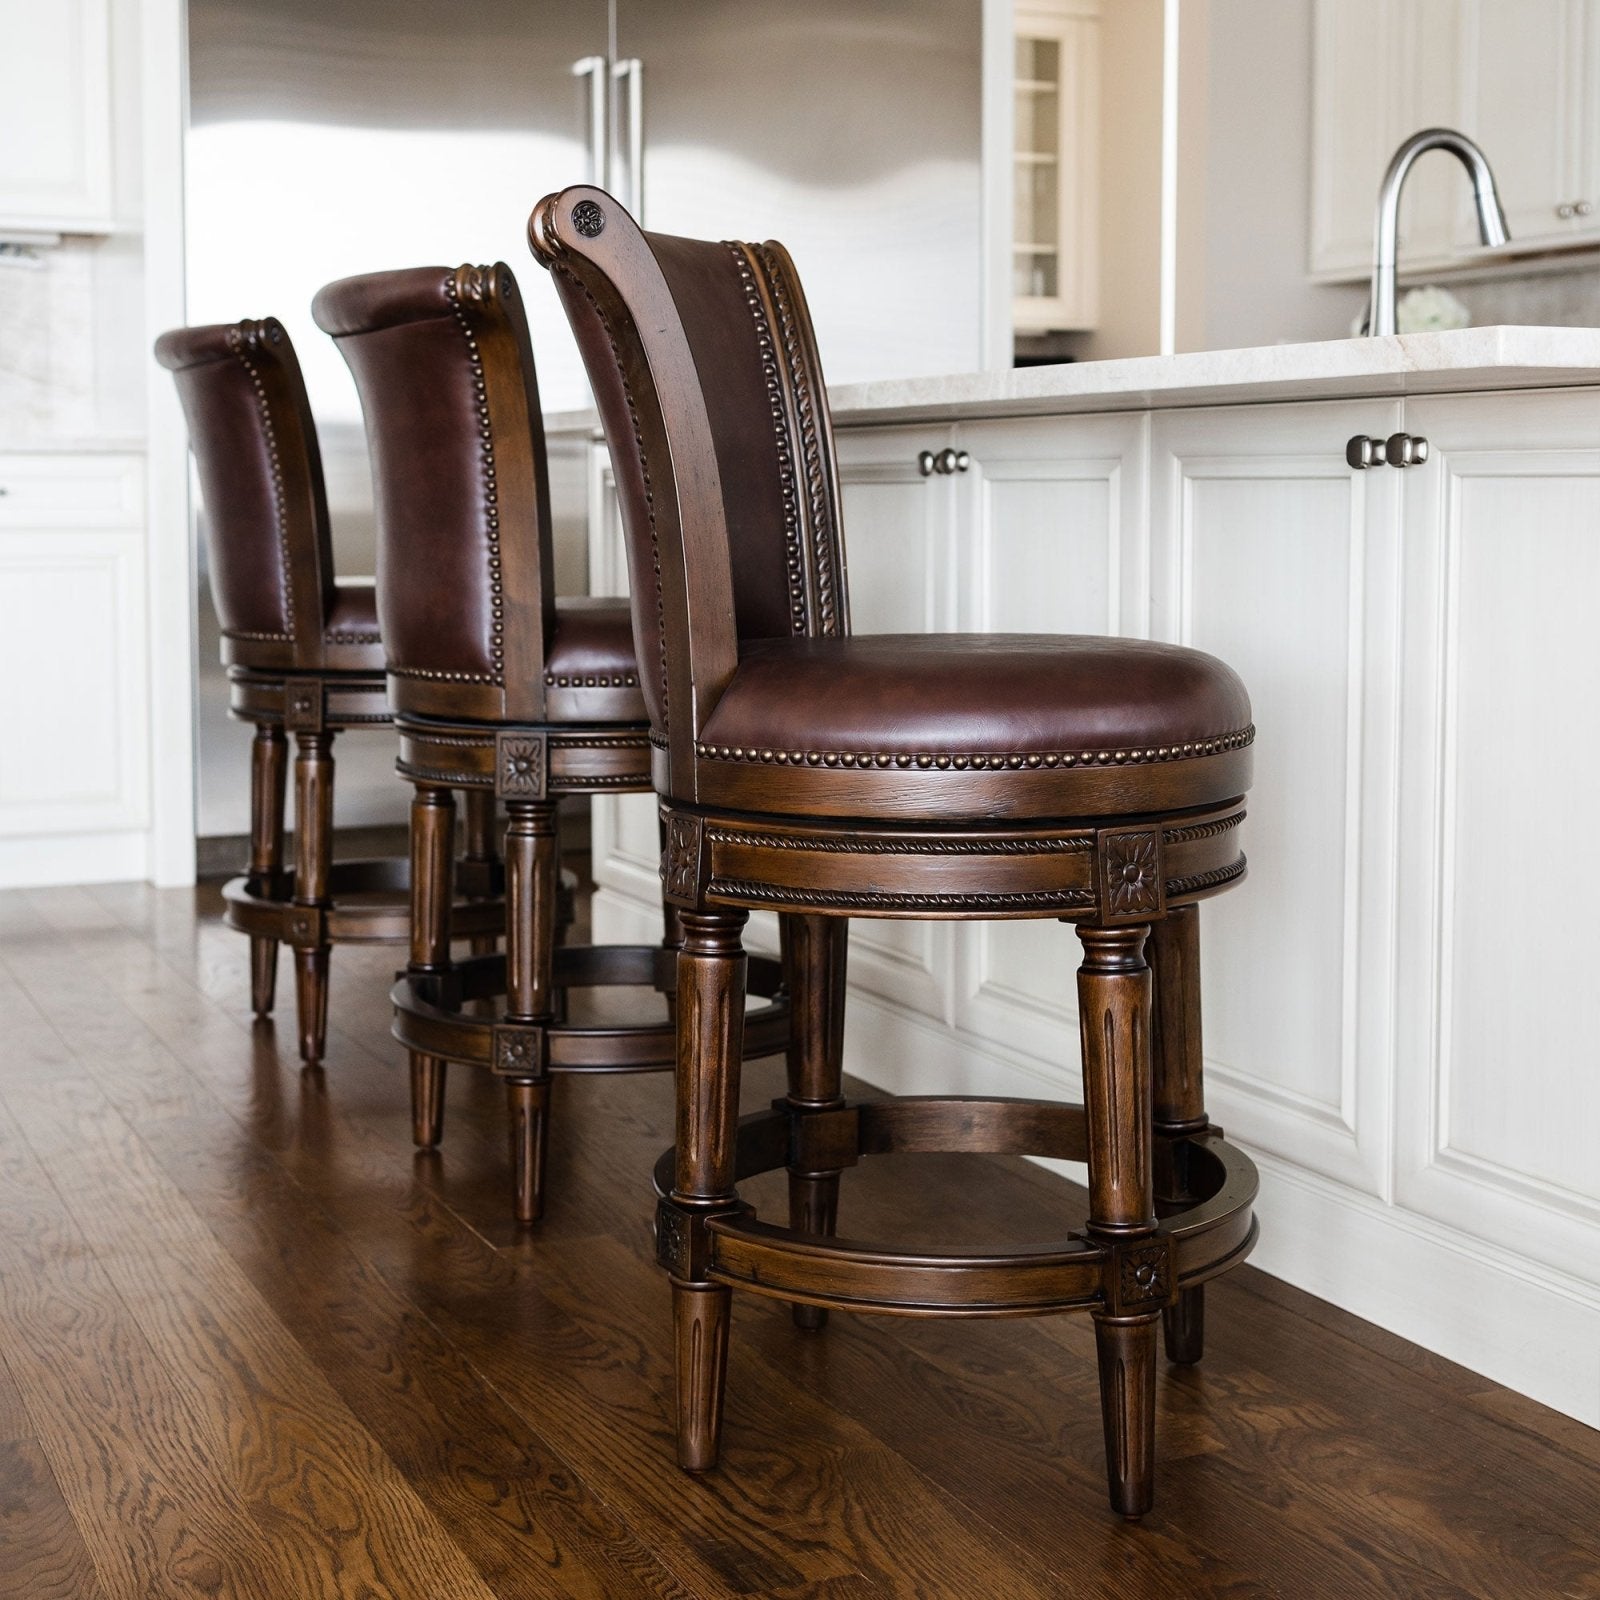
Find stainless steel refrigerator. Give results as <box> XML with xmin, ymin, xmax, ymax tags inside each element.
<box><xmin>185</xmin><ymin>0</ymin><xmax>987</xmax><ymax>839</ymax></box>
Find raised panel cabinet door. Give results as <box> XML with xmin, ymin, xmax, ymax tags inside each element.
<box><xmin>0</xmin><ymin>0</ymin><xmax>112</xmax><ymax>230</ymax></box>
<box><xmin>950</xmin><ymin>412</ymin><xmax>1147</xmax><ymax>1073</ymax></box>
<box><xmin>831</xmin><ymin>423</ymin><xmax>957</xmax><ymax>1022</ymax></box>
<box><xmin>1149</xmin><ymin>401</ymin><xmax>1404</xmax><ymax>1196</ymax></box>
<box><xmin>1393</xmin><ymin>390</ymin><xmax>1600</xmax><ymax>1289</ymax></box>
<box><xmin>1456</xmin><ymin>0</ymin><xmax>1587</xmax><ymax>248</ymax></box>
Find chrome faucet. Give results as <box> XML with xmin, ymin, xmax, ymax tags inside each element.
<box><xmin>1367</xmin><ymin>128</ymin><xmax>1511</xmax><ymax>336</ymax></box>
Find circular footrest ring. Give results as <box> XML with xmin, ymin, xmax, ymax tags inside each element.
<box><xmin>392</xmin><ymin>946</ymin><xmax>792</xmax><ymax>1074</ymax></box>
<box><xmin>652</xmin><ymin>1099</ymin><xmax>1257</xmax><ymax>1319</ymax></box>
<box><xmin>223</xmin><ymin>860</ymin><xmax>504</xmax><ymax>947</ymax></box>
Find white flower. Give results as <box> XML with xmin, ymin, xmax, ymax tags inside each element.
<box><xmin>1397</xmin><ymin>284</ymin><xmax>1470</xmax><ymax>333</ymax></box>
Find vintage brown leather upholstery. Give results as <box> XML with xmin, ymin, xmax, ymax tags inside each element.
<box><xmin>697</xmin><ymin>635</ymin><xmax>1252</xmax><ymax>820</ymax></box>
<box><xmin>313</xmin><ymin>263</ymin><xmax>646</xmax><ymax>727</ymax></box>
<box><xmin>154</xmin><ymin>318</ymin><xmax>380</xmax><ymax>675</ymax></box>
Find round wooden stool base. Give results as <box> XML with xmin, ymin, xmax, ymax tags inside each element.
<box><xmin>391</xmin><ymin>946</ymin><xmax>791</xmax><ymax>1074</ymax></box>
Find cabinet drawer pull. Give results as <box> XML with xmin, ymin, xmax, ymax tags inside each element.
<box><xmin>1558</xmin><ymin>202</ymin><xmax>1577</xmax><ymax>220</ymax></box>
<box><xmin>1384</xmin><ymin>431</ymin><xmax>1429</xmax><ymax>468</ymax></box>
<box><xmin>917</xmin><ymin>450</ymin><xmax>937</xmax><ymax>477</ymax></box>
<box><xmin>1346</xmin><ymin>434</ymin><xmax>1383</xmax><ymax>469</ymax></box>
<box><xmin>936</xmin><ymin>447</ymin><xmax>971</xmax><ymax>475</ymax></box>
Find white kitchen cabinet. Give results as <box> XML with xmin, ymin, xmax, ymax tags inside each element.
<box><xmin>1310</xmin><ymin>0</ymin><xmax>1464</xmax><ymax>279</ymax></box>
<box><xmin>1308</xmin><ymin>0</ymin><xmax>1600</xmax><ymax>278</ymax></box>
<box><xmin>0</xmin><ymin>0</ymin><xmax>113</xmax><ymax>233</ymax></box>
<box><xmin>0</xmin><ymin>454</ymin><xmax>148</xmax><ymax>884</ymax></box>
<box><xmin>1391</xmin><ymin>388</ymin><xmax>1600</xmax><ymax>1285</ymax></box>
<box><xmin>1012</xmin><ymin>0</ymin><xmax>1099</xmax><ymax>333</ymax></box>
<box><xmin>1149</xmin><ymin>400</ymin><xmax>1405</xmax><ymax>1197</ymax></box>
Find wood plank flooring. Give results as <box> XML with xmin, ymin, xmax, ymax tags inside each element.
<box><xmin>0</xmin><ymin>877</ymin><xmax>1597</xmax><ymax>1598</ymax></box>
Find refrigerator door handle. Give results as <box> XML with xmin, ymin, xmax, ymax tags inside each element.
<box><xmin>611</xmin><ymin>56</ymin><xmax>643</xmax><ymax>217</ymax></box>
<box><xmin>572</xmin><ymin>55</ymin><xmax>609</xmax><ymax>188</ymax></box>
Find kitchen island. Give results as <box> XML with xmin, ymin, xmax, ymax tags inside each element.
<box><xmin>580</xmin><ymin>328</ymin><xmax>1600</xmax><ymax>1429</ymax></box>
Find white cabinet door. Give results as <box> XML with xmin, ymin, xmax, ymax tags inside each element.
<box><xmin>1392</xmin><ymin>389</ymin><xmax>1600</xmax><ymax>1289</ymax></box>
<box><xmin>1456</xmin><ymin>0</ymin><xmax>1588</xmax><ymax>248</ymax></box>
<box><xmin>1149</xmin><ymin>401</ymin><xmax>1405</xmax><ymax>1196</ymax></box>
<box><xmin>0</xmin><ymin>456</ymin><xmax>147</xmax><ymax>870</ymax></box>
<box><xmin>0</xmin><ymin>0</ymin><xmax>112</xmax><ymax>231</ymax></box>
<box><xmin>947</xmin><ymin>412</ymin><xmax>1147</xmax><ymax>1075</ymax></box>
<box><xmin>833</xmin><ymin>424</ymin><xmax>957</xmax><ymax>1021</ymax></box>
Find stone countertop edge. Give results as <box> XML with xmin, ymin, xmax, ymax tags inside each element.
<box><xmin>822</xmin><ymin>326</ymin><xmax>1600</xmax><ymax>425</ymax></box>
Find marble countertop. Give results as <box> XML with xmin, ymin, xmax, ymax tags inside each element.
<box><xmin>826</xmin><ymin>326</ymin><xmax>1600</xmax><ymax>425</ymax></box>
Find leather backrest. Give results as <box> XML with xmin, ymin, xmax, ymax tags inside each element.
<box><xmin>154</xmin><ymin>318</ymin><xmax>333</xmax><ymax>671</ymax></box>
<box><xmin>529</xmin><ymin>187</ymin><xmax>848</xmax><ymax>793</ymax></box>
<box><xmin>313</xmin><ymin>263</ymin><xmax>556</xmax><ymax>722</ymax></box>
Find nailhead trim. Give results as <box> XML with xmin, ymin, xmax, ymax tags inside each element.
<box><xmin>443</xmin><ymin>268</ymin><xmax>505</xmax><ymax>687</ymax></box>
<box><xmin>695</xmin><ymin>726</ymin><xmax>1254</xmax><ymax>769</ymax></box>
<box><xmin>325</xmin><ymin>630</ymin><xmax>381</xmax><ymax>645</ymax></box>
<box><xmin>729</xmin><ymin>243</ymin><xmax>809</xmax><ymax>635</ymax></box>
<box><xmin>388</xmin><ymin>664</ymin><xmax>497</xmax><ymax>684</ymax></box>
<box><xmin>705</xmin><ymin>829</ymin><xmax>1095</xmax><ymax>855</ymax></box>
<box><xmin>226</xmin><ymin>322</ymin><xmax>296</xmax><ymax>645</ymax></box>
<box><xmin>709</xmin><ymin>880</ymin><xmax>1098</xmax><ymax>912</ymax></box>
<box><xmin>544</xmin><ymin>671</ymin><xmax>639</xmax><ymax>688</ymax></box>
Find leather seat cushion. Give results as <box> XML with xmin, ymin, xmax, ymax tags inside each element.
<box><xmin>322</xmin><ymin>579</ymin><xmax>386</xmax><ymax>671</ymax></box>
<box><xmin>700</xmin><ymin>635</ymin><xmax>1252</xmax><ymax>762</ymax></box>
<box><xmin>545</xmin><ymin>595</ymin><xmax>648</xmax><ymax>721</ymax></box>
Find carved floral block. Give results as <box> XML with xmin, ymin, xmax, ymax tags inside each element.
<box><xmin>1098</xmin><ymin>827</ymin><xmax>1164</xmax><ymax>923</ymax></box>
<box><xmin>662</xmin><ymin>813</ymin><xmax>704</xmax><ymax>904</ymax></box>
<box><xmin>496</xmin><ymin>733</ymin><xmax>545</xmax><ymax>799</ymax></box>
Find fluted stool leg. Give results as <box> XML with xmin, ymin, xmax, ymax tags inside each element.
<box><xmin>1078</xmin><ymin>923</ymin><xmax>1158</xmax><ymax>1519</ymax></box>
<box><xmin>781</xmin><ymin>912</ymin><xmax>849</xmax><ymax>1331</ymax></box>
<box><xmin>671</xmin><ymin>908</ymin><xmax>748</xmax><ymax>1471</ymax></box>
<box><xmin>1149</xmin><ymin>904</ymin><xmax>1209</xmax><ymax>1365</ymax></box>
<box><xmin>408</xmin><ymin>785</ymin><xmax>457</xmax><ymax>1147</ymax></box>
<box><xmin>248</xmin><ymin>723</ymin><xmax>287</xmax><ymax>1016</ymax></box>
<box><xmin>290</xmin><ymin>730</ymin><xmax>334</xmax><ymax>1064</ymax></box>
<box><xmin>504</xmin><ymin>800</ymin><xmax>558</xmax><ymax>1224</ymax></box>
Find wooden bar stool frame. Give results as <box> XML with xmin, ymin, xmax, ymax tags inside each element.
<box><xmin>531</xmin><ymin>188</ymin><xmax>1260</xmax><ymax>1517</ymax></box>
<box><xmin>313</xmin><ymin>264</ymin><xmax>791</xmax><ymax>1223</ymax></box>
<box><xmin>156</xmin><ymin>317</ymin><xmax>501</xmax><ymax>1064</ymax></box>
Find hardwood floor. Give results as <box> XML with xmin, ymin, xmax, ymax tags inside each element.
<box><xmin>0</xmin><ymin>878</ymin><xmax>1596</xmax><ymax>1598</ymax></box>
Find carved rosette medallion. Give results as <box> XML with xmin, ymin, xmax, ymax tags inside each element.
<box><xmin>1098</xmin><ymin>827</ymin><xmax>1164</xmax><ymax>924</ymax></box>
<box><xmin>655</xmin><ymin>1199</ymin><xmax>689</xmax><ymax>1277</ymax></box>
<box><xmin>285</xmin><ymin>684</ymin><xmax>323</xmax><ymax>732</ymax></box>
<box><xmin>1109</xmin><ymin>1238</ymin><xmax>1175</xmax><ymax>1314</ymax></box>
<box><xmin>572</xmin><ymin>199</ymin><xmax>606</xmax><ymax>238</ymax></box>
<box><xmin>662</xmin><ymin>813</ymin><xmax>705</xmax><ymax>906</ymax></box>
<box><xmin>492</xmin><ymin>1024</ymin><xmax>545</xmax><ymax>1078</ymax></box>
<box><xmin>495</xmin><ymin>733</ymin><xmax>546</xmax><ymax>799</ymax></box>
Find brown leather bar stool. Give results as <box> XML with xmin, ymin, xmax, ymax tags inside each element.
<box><xmin>531</xmin><ymin>188</ymin><xmax>1261</xmax><ymax>1518</ymax></box>
<box><xmin>155</xmin><ymin>319</ymin><xmax>502</xmax><ymax>1064</ymax></box>
<box><xmin>311</xmin><ymin>263</ymin><xmax>791</xmax><ymax>1223</ymax></box>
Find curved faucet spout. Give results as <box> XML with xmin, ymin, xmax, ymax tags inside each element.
<box><xmin>1368</xmin><ymin>127</ymin><xmax>1511</xmax><ymax>337</ymax></box>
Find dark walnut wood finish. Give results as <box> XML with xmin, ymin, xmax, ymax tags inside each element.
<box><xmin>532</xmin><ymin>186</ymin><xmax>1260</xmax><ymax>1517</ymax></box>
<box><xmin>155</xmin><ymin>318</ymin><xmax>501</xmax><ymax>1064</ymax></box>
<box><xmin>313</xmin><ymin>263</ymin><xmax>790</xmax><ymax>1225</ymax></box>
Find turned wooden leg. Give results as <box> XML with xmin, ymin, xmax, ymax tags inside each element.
<box><xmin>781</xmin><ymin>912</ymin><xmax>849</xmax><ymax>1331</ymax></box>
<box><xmin>248</xmin><ymin>723</ymin><xmax>288</xmax><ymax>1016</ymax></box>
<box><xmin>503</xmin><ymin>800</ymin><xmax>557</xmax><ymax>1225</ymax></box>
<box><xmin>408</xmin><ymin>785</ymin><xmax>456</xmax><ymax>1148</ymax></box>
<box><xmin>290</xmin><ymin>729</ymin><xmax>334</xmax><ymax>1065</ymax></box>
<box><xmin>462</xmin><ymin>787</ymin><xmax>499</xmax><ymax>956</ymax></box>
<box><xmin>1078</xmin><ymin>923</ymin><xmax>1159</xmax><ymax>1519</ymax></box>
<box><xmin>670</xmin><ymin>908</ymin><xmax>749</xmax><ymax>1472</ymax></box>
<box><xmin>1149</xmin><ymin>905</ymin><xmax>1208</xmax><ymax>1365</ymax></box>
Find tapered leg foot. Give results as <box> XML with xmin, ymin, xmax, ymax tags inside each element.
<box><xmin>1095</xmin><ymin>1312</ymin><xmax>1159</xmax><ymax>1519</ymax></box>
<box><xmin>1163</xmin><ymin>1285</ymin><xmax>1205</xmax><ymax>1366</ymax></box>
<box><xmin>249</xmin><ymin>936</ymin><xmax>279</xmax><ymax>1016</ymax></box>
<box><xmin>411</xmin><ymin>1054</ymin><xmax>447</xmax><ymax>1148</ymax></box>
<box><xmin>293</xmin><ymin>947</ymin><xmax>329</xmax><ymax>1064</ymax></box>
<box><xmin>507</xmin><ymin>1077</ymin><xmax>550</xmax><ymax>1226</ymax></box>
<box><xmin>673</xmin><ymin>1280</ymin><xmax>731</xmax><ymax>1471</ymax></box>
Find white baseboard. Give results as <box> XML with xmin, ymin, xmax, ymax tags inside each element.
<box><xmin>0</xmin><ymin>829</ymin><xmax>150</xmax><ymax>889</ymax></box>
<box><xmin>594</xmin><ymin>885</ymin><xmax>1600</xmax><ymax>1428</ymax></box>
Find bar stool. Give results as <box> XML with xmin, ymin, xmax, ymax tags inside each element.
<box><xmin>531</xmin><ymin>189</ymin><xmax>1261</xmax><ymax>1517</ymax></box>
<box><xmin>155</xmin><ymin>319</ymin><xmax>502</xmax><ymax>1063</ymax></box>
<box><xmin>311</xmin><ymin>264</ymin><xmax>791</xmax><ymax>1223</ymax></box>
